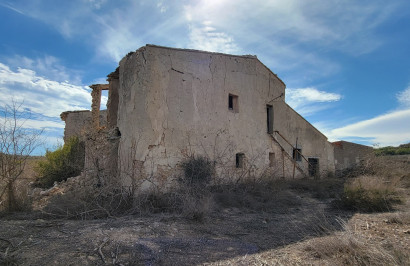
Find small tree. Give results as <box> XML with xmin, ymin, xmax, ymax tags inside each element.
<box><xmin>0</xmin><ymin>101</ymin><xmax>42</xmax><ymax>212</ymax></box>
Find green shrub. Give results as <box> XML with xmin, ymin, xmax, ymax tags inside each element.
<box><xmin>34</xmin><ymin>137</ymin><xmax>85</xmax><ymax>188</ymax></box>
<box><xmin>341</xmin><ymin>175</ymin><xmax>402</xmax><ymax>212</ymax></box>
<box><xmin>374</xmin><ymin>144</ymin><xmax>410</xmax><ymax>156</ymax></box>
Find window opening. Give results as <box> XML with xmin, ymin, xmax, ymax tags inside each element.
<box><xmin>228</xmin><ymin>94</ymin><xmax>239</xmax><ymax>112</ymax></box>
<box><xmin>293</xmin><ymin>148</ymin><xmax>302</xmax><ymax>161</ymax></box>
<box><xmin>267</xmin><ymin>105</ymin><xmax>273</xmax><ymax>134</ymax></box>
<box><xmin>308</xmin><ymin>158</ymin><xmax>319</xmax><ymax>177</ymax></box>
<box><xmin>236</xmin><ymin>153</ymin><xmax>244</xmax><ymax>168</ymax></box>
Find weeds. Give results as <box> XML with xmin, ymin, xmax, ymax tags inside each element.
<box><xmin>340</xmin><ymin>175</ymin><xmax>402</xmax><ymax>212</ymax></box>
<box><xmin>304</xmin><ymin>230</ymin><xmax>399</xmax><ymax>265</ymax></box>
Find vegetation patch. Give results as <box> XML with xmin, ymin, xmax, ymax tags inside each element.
<box><xmin>374</xmin><ymin>143</ymin><xmax>410</xmax><ymax>156</ymax></box>
<box><xmin>181</xmin><ymin>155</ymin><xmax>214</xmax><ymax>185</ymax></box>
<box><xmin>340</xmin><ymin>175</ymin><xmax>402</xmax><ymax>212</ymax></box>
<box><xmin>34</xmin><ymin>137</ymin><xmax>84</xmax><ymax>189</ymax></box>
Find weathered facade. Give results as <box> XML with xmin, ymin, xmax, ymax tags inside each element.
<box><xmin>61</xmin><ymin>45</ymin><xmax>366</xmax><ymax>192</ymax></box>
<box><xmin>332</xmin><ymin>141</ymin><xmax>373</xmax><ymax>175</ymax></box>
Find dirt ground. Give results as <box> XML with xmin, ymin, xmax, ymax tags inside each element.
<box><xmin>1</xmin><ymin>187</ymin><xmax>409</xmax><ymax>266</ymax></box>
<box><xmin>1</xmin><ymin>155</ymin><xmax>409</xmax><ymax>265</ymax></box>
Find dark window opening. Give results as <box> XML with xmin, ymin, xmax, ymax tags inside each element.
<box><xmin>308</xmin><ymin>158</ymin><xmax>319</xmax><ymax>177</ymax></box>
<box><xmin>293</xmin><ymin>148</ymin><xmax>302</xmax><ymax>161</ymax></box>
<box><xmin>267</xmin><ymin>105</ymin><xmax>273</xmax><ymax>134</ymax></box>
<box><xmin>236</xmin><ymin>153</ymin><xmax>244</xmax><ymax>168</ymax></box>
<box><xmin>269</xmin><ymin>152</ymin><xmax>275</xmax><ymax>167</ymax></box>
<box><xmin>228</xmin><ymin>94</ymin><xmax>239</xmax><ymax>112</ymax></box>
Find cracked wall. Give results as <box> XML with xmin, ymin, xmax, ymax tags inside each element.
<box><xmin>116</xmin><ymin>45</ymin><xmax>335</xmax><ymax>192</ymax></box>
<box><xmin>60</xmin><ymin>110</ymin><xmax>107</xmax><ymax>141</ymax></box>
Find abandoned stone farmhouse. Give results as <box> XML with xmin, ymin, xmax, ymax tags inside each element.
<box><xmin>61</xmin><ymin>45</ymin><xmax>372</xmax><ymax>191</ymax></box>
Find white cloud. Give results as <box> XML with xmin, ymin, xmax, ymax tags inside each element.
<box><xmin>96</xmin><ymin>24</ymin><xmax>143</xmax><ymax>62</ymax></box>
<box><xmin>0</xmin><ymin>62</ymin><xmax>91</xmax><ymax>118</ymax></box>
<box><xmin>86</xmin><ymin>0</ymin><xmax>107</xmax><ymax>10</ymax></box>
<box><xmin>397</xmin><ymin>86</ymin><xmax>410</xmax><ymax>107</ymax></box>
<box><xmin>0</xmin><ymin>2</ymin><xmax>24</xmax><ymax>14</ymax></box>
<box><xmin>188</xmin><ymin>21</ymin><xmax>240</xmax><ymax>54</ymax></box>
<box><xmin>4</xmin><ymin>55</ymin><xmax>82</xmax><ymax>84</ymax></box>
<box><xmin>7</xmin><ymin>0</ymin><xmax>404</xmax><ymax>78</ymax></box>
<box><xmin>327</xmin><ymin>109</ymin><xmax>410</xmax><ymax>146</ymax></box>
<box><xmin>156</xmin><ymin>1</ymin><xmax>167</xmax><ymax>13</ymax></box>
<box><xmin>286</xmin><ymin>87</ymin><xmax>342</xmax><ymax>116</ymax></box>
<box><xmin>16</xmin><ymin>118</ymin><xmax>64</xmax><ymax>130</ymax></box>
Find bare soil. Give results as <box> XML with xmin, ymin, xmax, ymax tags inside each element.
<box><xmin>1</xmin><ymin>155</ymin><xmax>409</xmax><ymax>265</ymax></box>
<box><xmin>1</xmin><ymin>191</ymin><xmax>409</xmax><ymax>265</ymax></box>
<box><xmin>1</xmin><ymin>190</ymin><xmax>353</xmax><ymax>266</ymax></box>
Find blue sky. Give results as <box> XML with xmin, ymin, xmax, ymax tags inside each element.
<box><xmin>1</xmin><ymin>0</ymin><xmax>409</xmax><ymax>154</ymax></box>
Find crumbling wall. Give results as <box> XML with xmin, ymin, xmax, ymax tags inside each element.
<box><xmin>60</xmin><ymin>110</ymin><xmax>107</xmax><ymax>141</ymax></box>
<box><xmin>115</xmin><ymin>45</ymin><xmax>333</xmax><ymax>193</ymax></box>
<box><xmin>83</xmin><ymin>128</ymin><xmax>120</xmax><ymax>186</ymax></box>
<box><xmin>107</xmin><ymin>69</ymin><xmax>119</xmax><ymax>128</ymax></box>
<box><xmin>333</xmin><ymin>141</ymin><xmax>373</xmax><ymax>174</ymax></box>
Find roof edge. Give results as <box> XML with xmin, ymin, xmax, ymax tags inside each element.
<box><xmin>144</xmin><ymin>44</ymin><xmax>286</xmax><ymax>87</ymax></box>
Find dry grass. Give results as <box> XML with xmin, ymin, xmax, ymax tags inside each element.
<box><xmin>303</xmin><ymin>231</ymin><xmax>400</xmax><ymax>265</ymax></box>
<box><xmin>340</xmin><ymin>175</ymin><xmax>402</xmax><ymax>212</ymax></box>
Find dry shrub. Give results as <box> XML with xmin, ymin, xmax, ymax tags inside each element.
<box><xmin>287</xmin><ymin>178</ymin><xmax>345</xmax><ymax>199</ymax></box>
<box><xmin>304</xmin><ymin>230</ymin><xmax>399</xmax><ymax>265</ymax></box>
<box><xmin>181</xmin><ymin>193</ymin><xmax>214</xmax><ymax>222</ymax></box>
<box><xmin>347</xmin><ymin>155</ymin><xmax>410</xmax><ymax>181</ymax></box>
<box><xmin>42</xmin><ymin>184</ymin><xmax>135</xmax><ymax>219</ymax></box>
<box><xmin>211</xmin><ymin>179</ymin><xmax>302</xmax><ymax>212</ymax></box>
<box><xmin>0</xmin><ymin>238</ymin><xmax>19</xmax><ymax>266</ymax></box>
<box><xmin>341</xmin><ymin>175</ymin><xmax>402</xmax><ymax>212</ymax></box>
<box><xmin>181</xmin><ymin>155</ymin><xmax>214</xmax><ymax>185</ymax></box>
<box><xmin>384</xmin><ymin>212</ymin><xmax>410</xmax><ymax>225</ymax></box>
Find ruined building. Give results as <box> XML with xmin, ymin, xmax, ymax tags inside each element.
<box><xmin>61</xmin><ymin>45</ymin><xmax>372</xmax><ymax>192</ymax></box>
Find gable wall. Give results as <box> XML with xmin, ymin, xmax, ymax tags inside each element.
<box><xmin>116</xmin><ymin>46</ymin><xmax>334</xmax><ymax>191</ymax></box>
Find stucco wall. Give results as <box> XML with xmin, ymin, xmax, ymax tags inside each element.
<box><xmin>61</xmin><ymin>110</ymin><xmax>107</xmax><ymax>141</ymax></box>
<box><xmin>273</xmin><ymin>102</ymin><xmax>335</xmax><ymax>176</ymax></box>
<box><xmin>116</xmin><ymin>45</ymin><xmax>335</xmax><ymax>191</ymax></box>
<box><xmin>333</xmin><ymin>141</ymin><xmax>373</xmax><ymax>174</ymax></box>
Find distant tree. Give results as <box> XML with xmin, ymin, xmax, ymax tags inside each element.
<box><xmin>0</xmin><ymin>101</ymin><xmax>42</xmax><ymax>212</ymax></box>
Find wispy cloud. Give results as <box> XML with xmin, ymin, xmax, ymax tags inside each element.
<box><xmin>321</xmin><ymin>85</ymin><xmax>410</xmax><ymax>146</ymax></box>
<box><xmin>15</xmin><ymin>118</ymin><xmax>65</xmax><ymax>130</ymax></box>
<box><xmin>86</xmin><ymin>0</ymin><xmax>107</xmax><ymax>10</ymax></box>
<box><xmin>187</xmin><ymin>21</ymin><xmax>240</xmax><ymax>54</ymax></box>
<box><xmin>286</xmin><ymin>87</ymin><xmax>342</xmax><ymax>116</ymax></box>
<box><xmin>0</xmin><ymin>2</ymin><xmax>24</xmax><ymax>14</ymax></box>
<box><xmin>6</xmin><ymin>0</ymin><xmax>405</xmax><ymax>77</ymax></box>
<box><xmin>397</xmin><ymin>85</ymin><xmax>410</xmax><ymax>107</ymax></box>
<box><xmin>4</xmin><ymin>55</ymin><xmax>83</xmax><ymax>84</ymax></box>
<box><xmin>327</xmin><ymin>109</ymin><xmax>410</xmax><ymax>146</ymax></box>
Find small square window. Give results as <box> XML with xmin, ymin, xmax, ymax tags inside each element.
<box><xmin>236</xmin><ymin>153</ymin><xmax>244</xmax><ymax>168</ymax></box>
<box><xmin>228</xmin><ymin>94</ymin><xmax>239</xmax><ymax>112</ymax></box>
<box><xmin>293</xmin><ymin>148</ymin><xmax>302</xmax><ymax>162</ymax></box>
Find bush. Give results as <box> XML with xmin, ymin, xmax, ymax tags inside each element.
<box><xmin>181</xmin><ymin>156</ymin><xmax>214</xmax><ymax>185</ymax></box>
<box><xmin>340</xmin><ymin>175</ymin><xmax>402</xmax><ymax>212</ymax></box>
<box><xmin>34</xmin><ymin>137</ymin><xmax>85</xmax><ymax>188</ymax></box>
<box><xmin>374</xmin><ymin>144</ymin><xmax>410</xmax><ymax>156</ymax></box>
